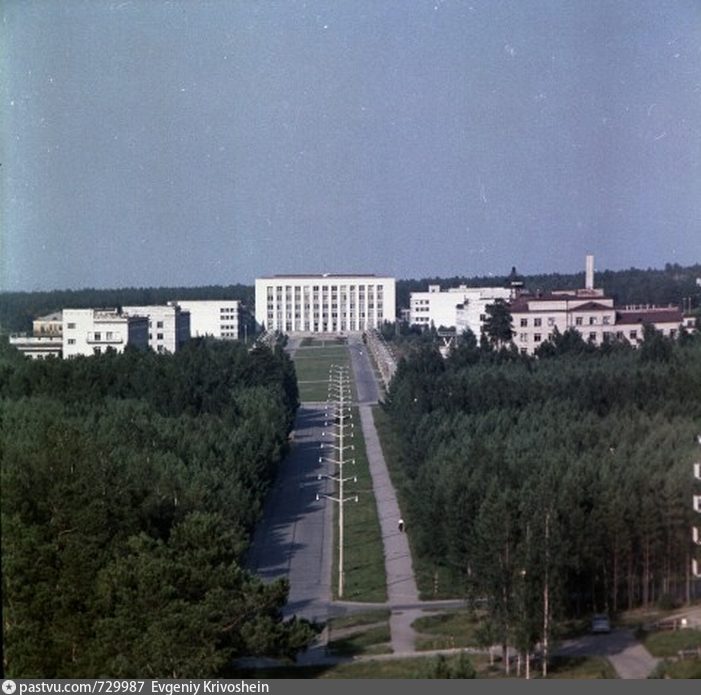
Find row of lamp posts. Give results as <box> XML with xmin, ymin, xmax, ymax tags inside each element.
<box><xmin>316</xmin><ymin>364</ymin><xmax>358</xmax><ymax>599</ymax></box>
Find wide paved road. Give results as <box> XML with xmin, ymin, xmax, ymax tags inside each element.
<box><xmin>246</xmin><ymin>405</ymin><xmax>334</xmax><ymax>623</ymax></box>
<box><xmin>348</xmin><ymin>334</ymin><xmax>380</xmax><ymax>405</ymax></box>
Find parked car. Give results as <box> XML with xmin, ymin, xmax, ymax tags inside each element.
<box><xmin>591</xmin><ymin>614</ymin><xmax>611</xmax><ymax>634</ymax></box>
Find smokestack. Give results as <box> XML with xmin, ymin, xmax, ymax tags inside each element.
<box><xmin>585</xmin><ymin>254</ymin><xmax>594</xmax><ymax>290</ymax></box>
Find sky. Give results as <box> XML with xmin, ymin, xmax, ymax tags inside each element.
<box><xmin>2</xmin><ymin>0</ymin><xmax>700</xmax><ymax>291</ymax></box>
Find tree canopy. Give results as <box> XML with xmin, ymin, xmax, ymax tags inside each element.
<box><xmin>0</xmin><ymin>339</ymin><xmax>316</xmax><ymax>677</ymax></box>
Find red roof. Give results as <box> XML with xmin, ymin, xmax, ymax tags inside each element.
<box><xmin>615</xmin><ymin>308</ymin><xmax>682</xmax><ymax>325</ymax></box>
<box><xmin>570</xmin><ymin>302</ymin><xmax>614</xmax><ymax>312</ymax></box>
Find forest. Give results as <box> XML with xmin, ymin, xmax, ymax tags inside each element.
<box><xmin>0</xmin><ymin>338</ymin><xmax>315</xmax><ymax>677</ymax></box>
<box><xmin>383</xmin><ymin>326</ymin><xmax>701</xmax><ymax>664</ymax></box>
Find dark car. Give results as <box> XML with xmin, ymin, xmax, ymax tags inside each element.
<box><xmin>591</xmin><ymin>614</ymin><xmax>611</xmax><ymax>634</ymax></box>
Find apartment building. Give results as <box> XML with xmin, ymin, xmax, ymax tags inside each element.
<box><xmin>62</xmin><ymin>308</ymin><xmax>149</xmax><ymax>358</ymax></box>
<box><xmin>173</xmin><ymin>300</ymin><xmax>241</xmax><ymax>340</ymax></box>
<box><xmin>123</xmin><ymin>304</ymin><xmax>190</xmax><ymax>353</ymax></box>
<box><xmin>255</xmin><ymin>274</ymin><xmax>396</xmax><ymax>333</ymax></box>
<box><xmin>410</xmin><ymin>284</ymin><xmax>512</xmax><ymax>335</ymax></box>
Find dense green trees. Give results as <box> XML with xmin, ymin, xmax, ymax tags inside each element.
<box><xmin>1</xmin><ymin>340</ymin><xmax>315</xmax><ymax>677</ymax></box>
<box><xmin>384</xmin><ymin>332</ymin><xmax>701</xmax><ymax>672</ymax></box>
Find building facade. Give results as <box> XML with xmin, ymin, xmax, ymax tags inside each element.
<box><xmin>9</xmin><ymin>311</ymin><xmax>64</xmax><ymax>359</ymax></box>
<box><xmin>510</xmin><ymin>291</ymin><xmax>617</xmax><ymax>353</ymax></box>
<box><xmin>173</xmin><ymin>300</ymin><xmax>241</xmax><ymax>340</ymax></box>
<box><xmin>62</xmin><ymin>309</ymin><xmax>149</xmax><ymax>357</ymax></box>
<box><xmin>33</xmin><ymin>311</ymin><xmax>63</xmax><ymax>337</ymax></box>
<box><xmin>509</xmin><ymin>256</ymin><xmax>688</xmax><ymax>354</ymax></box>
<box><xmin>123</xmin><ymin>304</ymin><xmax>190</xmax><ymax>353</ymax></box>
<box><xmin>255</xmin><ymin>274</ymin><xmax>396</xmax><ymax>333</ymax></box>
<box><xmin>8</xmin><ymin>334</ymin><xmax>63</xmax><ymax>359</ymax></box>
<box><xmin>410</xmin><ymin>284</ymin><xmax>512</xmax><ymax>334</ymax></box>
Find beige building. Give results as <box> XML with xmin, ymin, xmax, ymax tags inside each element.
<box><xmin>510</xmin><ymin>256</ymin><xmax>687</xmax><ymax>354</ymax></box>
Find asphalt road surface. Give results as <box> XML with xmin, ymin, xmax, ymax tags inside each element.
<box><xmin>556</xmin><ymin>628</ymin><xmax>659</xmax><ymax>678</ymax></box>
<box><xmin>347</xmin><ymin>334</ymin><xmax>380</xmax><ymax>405</ymax></box>
<box><xmin>245</xmin><ymin>405</ymin><xmax>334</xmax><ymax>623</ymax></box>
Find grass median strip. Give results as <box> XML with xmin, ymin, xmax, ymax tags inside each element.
<box><xmin>293</xmin><ymin>345</ymin><xmax>351</xmax><ymax>402</ymax></box>
<box><xmin>330</xmin><ymin>405</ymin><xmax>387</xmax><ymax>602</ymax></box>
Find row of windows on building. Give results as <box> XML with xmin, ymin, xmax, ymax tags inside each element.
<box><xmin>517</xmin><ymin>328</ymin><xmax>677</xmax><ymax>344</ymax></box>
<box><xmin>518</xmin><ymin>315</ymin><xmax>612</xmax><ymax>327</ymax></box>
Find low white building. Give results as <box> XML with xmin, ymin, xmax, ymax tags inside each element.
<box><xmin>410</xmin><ymin>285</ymin><xmax>512</xmax><ymax>335</ymax></box>
<box><xmin>123</xmin><ymin>304</ymin><xmax>190</xmax><ymax>353</ymax></box>
<box><xmin>255</xmin><ymin>274</ymin><xmax>396</xmax><ymax>333</ymax></box>
<box><xmin>9</xmin><ymin>311</ymin><xmax>64</xmax><ymax>359</ymax></box>
<box><xmin>173</xmin><ymin>300</ymin><xmax>241</xmax><ymax>340</ymax></box>
<box><xmin>8</xmin><ymin>334</ymin><xmax>63</xmax><ymax>359</ymax></box>
<box><xmin>62</xmin><ymin>308</ymin><xmax>149</xmax><ymax>357</ymax></box>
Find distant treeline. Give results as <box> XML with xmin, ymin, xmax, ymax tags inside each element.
<box><xmin>0</xmin><ymin>338</ymin><xmax>315</xmax><ymax>677</ymax></box>
<box><xmin>3</xmin><ymin>263</ymin><xmax>700</xmax><ymax>334</ymax></box>
<box><xmin>0</xmin><ymin>284</ymin><xmax>255</xmax><ymax>334</ymax></box>
<box><xmin>383</xmin><ymin>328</ymin><xmax>701</xmax><ymax>665</ymax></box>
<box><xmin>395</xmin><ymin>262</ymin><xmax>701</xmax><ymax>310</ymax></box>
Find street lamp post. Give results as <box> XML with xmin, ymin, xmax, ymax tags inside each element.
<box><xmin>316</xmin><ymin>363</ymin><xmax>357</xmax><ymax>598</ymax></box>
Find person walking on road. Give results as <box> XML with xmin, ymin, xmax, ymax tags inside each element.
<box><xmin>398</xmin><ymin>518</ymin><xmax>404</xmax><ymax>533</ymax></box>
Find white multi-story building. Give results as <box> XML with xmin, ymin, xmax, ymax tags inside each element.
<box><xmin>123</xmin><ymin>304</ymin><xmax>190</xmax><ymax>353</ymax></box>
<box><xmin>410</xmin><ymin>285</ymin><xmax>512</xmax><ymax>334</ymax></box>
<box><xmin>255</xmin><ymin>274</ymin><xmax>396</xmax><ymax>333</ymax></box>
<box><xmin>173</xmin><ymin>300</ymin><xmax>241</xmax><ymax>340</ymax></box>
<box><xmin>62</xmin><ymin>308</ymin><xmax>149</xmax><ymax>358</ymax></box>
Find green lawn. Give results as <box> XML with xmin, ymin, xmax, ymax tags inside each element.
<box><xmin>293</xmin><ymin>345</ymin><xmax>351</xmax><ymax>402</ymax></box>
<box><xmin>328</xmin><ymin>609</ymin><xmax>391</xmax><ymax>630</ymax></box>
<box><xmin>327</xmin><ymin>624</ymin><xmax>392</xmax><ymax>657</ymax></box>
<box><xmin>656</xmin><ymin>658</ymin><xmax>701</xmax><ymax>678</ymax></box>
<box><xmin>545</xmin><ymin>656</ymin><xmax>617</xmax><ymax>679</ymax></box>
<box><xmin>643</xmin><ymin>628</ymin><xmax>701</xmax><ymax>658</ymax></box>
<box><xmin>412</xmin><ymin>611</ymin><xmax>482</xmax><ymax>650</ymax></box>
<box><xmin>331</xmin><ymin>406</ymin><xmax>387</xmax><ymax>602</ymax></box>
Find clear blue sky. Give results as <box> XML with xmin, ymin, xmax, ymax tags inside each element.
<box><xmin>2</xmin><ymin>0</ymin><xmax>700</xmax><ymax>291</ymax></box>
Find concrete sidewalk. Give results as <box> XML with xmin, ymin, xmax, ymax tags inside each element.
<box><xmin>358</xmin><ymin>403</ymin><xmax>420</xmax><ymax>653</ymax></box>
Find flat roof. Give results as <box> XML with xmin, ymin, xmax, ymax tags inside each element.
<box><xmin>258</xmin><ymin>273</ymin><xmax>390</xmax><ymax>279</ymax></box>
